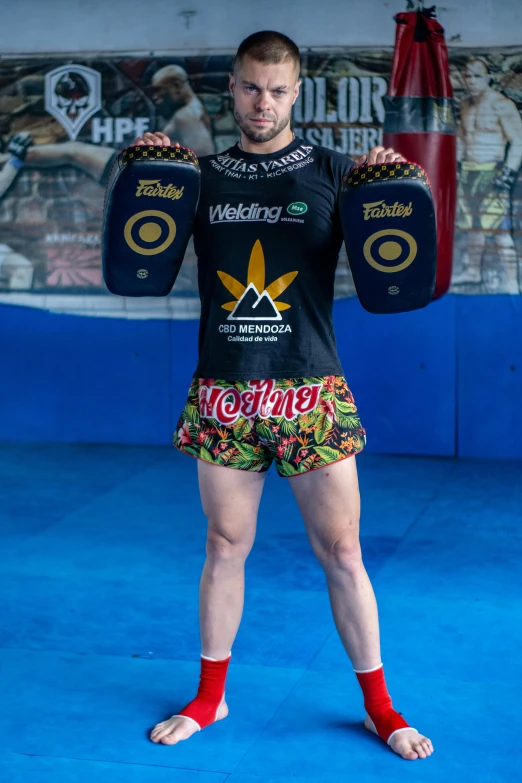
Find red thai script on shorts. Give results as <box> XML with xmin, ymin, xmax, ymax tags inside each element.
<box><xmin>199</xmin><ymin>380</ymin><xmax>323</xmax><ymax>426</ymax></box>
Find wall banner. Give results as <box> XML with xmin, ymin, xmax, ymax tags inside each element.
<box><xmin>0</xmin><ymin>49</ymin><xmax>521</xmax><ymax>317</ymax></box>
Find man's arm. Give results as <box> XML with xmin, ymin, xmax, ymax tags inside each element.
<box><xmin>498</xmin><ymin>96</ymin><xmax>522</xmax><ymax>172</ymax></box>
<box><xmin>161</xmin><ymin>116</ymin><xmax>178</xmax><ymax>141</ymax></box>
<box><xmin>0</xmin><ymin>160</ymin><xmax>19</xmax><ymax>199</ymax></box>
<box><xmin>492</xmin><ymin>96</ymin><xmax>522</xmax><ymax>191</ymax></box>
<box><xmin>0</xmin><ymin>133</ymin><xmax>33</xmax><ymax>198</ymax></box>
<box><xmin>25</xmin><ymin>141</ymin><xmax>115</xmax><ymax>182</ymax></box>
<box><xmin>457</xmin><ymin>101</ymin><xmax>469</xmax><ymax>163</ymax></box>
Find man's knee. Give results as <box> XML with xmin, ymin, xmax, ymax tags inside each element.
<box><xmin>316</xmin><ymin>532</ymin><xmax>363</xmax><ymax>573</ymax></box>
<box><xmin>205</xmin><ymin>525</ymin><xmax>254</xmax><ymax>564</ymax></box>
<box><xmin>0</xmin><ymin>250</ymin><xmax>34</xmax><ymax>290</ymax></box>
<box><xmin>494</xmin><ymin>233</ymin><xmax>516</xmax><ymax>250</ymax></box>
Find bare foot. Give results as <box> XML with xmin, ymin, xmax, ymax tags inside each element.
<box><xmin>364</xmin><ymin>715</ymin><xmax>434</xmax><ymax>760</ymax></box>
<box><xmin>150</xmin><ymin>699</ymin><xmax>229</xmax><ymax>745</ymax></box>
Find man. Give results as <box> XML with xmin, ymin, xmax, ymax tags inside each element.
<box><xmin>150</xmin><ymin>65</ymin><xmax>215</xmax><ymax>156</ymax></box>
<box><xmin>0</xmin><ymin>133</ymin><xmax>34</xmax><ymax>289</ymax></box>
<box><xmin>133</xmin><ymin>31</ymin><xmax>433</xmax><ymax>761</ymax></box>
<box><xmin>454</xmin><ymin>57</ymin><xmax>522</xmax><ymax>292</ymax></box>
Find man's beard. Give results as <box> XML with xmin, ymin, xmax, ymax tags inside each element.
<box><xmin>234</xmin><ymin>108</ymin><xmax>292</xmax><ymax>144</ymax></box>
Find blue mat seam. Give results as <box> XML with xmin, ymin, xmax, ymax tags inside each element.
<box><xmin>3</xmin><ymin>749</ymin><xmax>232</xmax><ymax>775</ymax></box>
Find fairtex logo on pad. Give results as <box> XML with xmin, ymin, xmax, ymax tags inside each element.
<box><xmin>209</xmin><ymin>203</ymin><xmax>282</xmax><ymax>224</ymax></box>
<box><xmin>362</xmin><ymin>200</ymin><xmax>413</xmax><ymax>220</ymax></box>
<box><xmin>135</xmin><ymin>180</ymin><xmax>184</xmax><ymax>200</ymax></box>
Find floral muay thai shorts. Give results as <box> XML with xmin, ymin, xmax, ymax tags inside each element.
<box><xmin>175</xmin><ymin>376</ymin><xmax>366</xmax><ymax>476</ymax></box>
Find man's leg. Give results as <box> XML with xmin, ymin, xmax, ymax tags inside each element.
<box><xmin>288</xmin><ymin>457</ymin><xmax>434</xmax><ymax>760</ymax></box>
<box><xmin>494</xmin><ymin>232</ymin><xmax>519</xmax><ymax>294</ymax></box>
<box><xmin>150</xmin><ymin>460</ymin><xmax>266</xmax><ymax>745</ymax></box>
<box><xmin>0</xmin><ymin>245</ymin><xmax>34</xmax><ymax>290</ymax></box>
<box><xmin>451</xmin><ymin>229</ymin><xmax>485</xmax><ymax>285</ymax></box>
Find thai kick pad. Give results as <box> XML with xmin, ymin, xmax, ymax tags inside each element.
<box><xmin>340</xmin><ymin>162</ymin><xmax>436</xmax><ymax>314</ymax></box>
<box><xmin>102</xmin><ymin>145</ymin><xmax>200</xmax><ymax>296</ymax></box>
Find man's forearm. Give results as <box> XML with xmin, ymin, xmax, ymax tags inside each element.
<box><xmin>0</xmin><ymin>160</ymin><xmax>20</xmax><ymax>199</ymax></box>
<box><xmin>25</xmin><ymin>142</ymin><xmax>113</xmax><ymax>181</ymax></box>
<box><xmin>26</xmin><ymin>143</ymin><xmax>73</xmax><ymax>168</ymax></box>
<box><xmin>505</xmin><ymin>141</ymin><xmax>522</xmax><ymax>173</ymax></box>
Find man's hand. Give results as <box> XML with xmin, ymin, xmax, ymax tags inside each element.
<box><xmin>7</xmin><ymin>131</ymin><xmax>32</xmax><ymax>162</ymax></box>
<box><xmin>353</xmin><ymin>146</ymin><xmax>406</xmax><ymax>168</ymax></box>
<box><xmin>493</xmin><ymin>164</ymin><xmax>518</xmax><ymax>192</ymax></box>
<box><xmin>131</xmin><ymin>131</ymin><xmax>177</xmax><ymax>147</ymax></box>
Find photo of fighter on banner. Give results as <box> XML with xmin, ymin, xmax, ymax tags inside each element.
<box><xmin>0</xmin><ymin>45</ymin><xmax>521</xmax><ymax>315</ymax></box>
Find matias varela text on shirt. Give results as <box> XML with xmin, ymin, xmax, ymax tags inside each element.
<box><xmin>209</xmin><ymin>143</ymin><xmax>314</xmax><ymax>179</ymax></box>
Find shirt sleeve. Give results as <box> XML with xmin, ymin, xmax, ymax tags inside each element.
<box><xmin>336</xmin><ymin>154</ymin><xmax>355</xmax><ymax>184</ymax></box>
<box><xmin>328</xmin><ymin>152</ymin><xmax>355</xmax><ymax>214</ymax></box>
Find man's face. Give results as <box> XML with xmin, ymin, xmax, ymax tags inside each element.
<box><xmin>151</xmin><ymin>78</ymin><xmax>186</xmax><ymax>116</ymax></box>
<box><xmin>230</xmin><ymin>56</ymin><xmax>300</xmax><ymax>144</ymax></box>
<box><xmin>464</xmin><ymin>62</ymin><xmax>490</xmax><ymax>96</ymax></box>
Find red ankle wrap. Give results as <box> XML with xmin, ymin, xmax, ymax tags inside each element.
<box><xmin>355</xmin><ymin>664</ymin><xmax>413</xmax><ymax>744</ymax></box>
<box><xmin>174</xmin><ymin>654</ymin><xmax>231</xmax><ymax>731</ymax></box>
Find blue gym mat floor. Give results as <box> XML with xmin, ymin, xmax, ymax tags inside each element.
<box><xmin>0</xmin><ymin>443</ymin><xmax>520</xmax><ymax>782</ymax></box>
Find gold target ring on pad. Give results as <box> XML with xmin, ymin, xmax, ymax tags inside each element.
<box><xmin>124</xmin><ymin>210</ymin><xmax>177</xmax><ymax>256</ymax></box>
<box><xmin>363</xmin><ymin>229</ymin><xmax>418</xmax><ymax>273</ymax></box>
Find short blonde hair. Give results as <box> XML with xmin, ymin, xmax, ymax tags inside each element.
<box><xmin>234</xmin><ymin>31</ymin><xmax>300</xmax><ymax>76</ymax></box>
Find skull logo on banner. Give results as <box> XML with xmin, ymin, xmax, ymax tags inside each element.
<box><xmin>45</xmin><ymin>64</ymin><xmax>101</xmax><ymax>140</ymax></box>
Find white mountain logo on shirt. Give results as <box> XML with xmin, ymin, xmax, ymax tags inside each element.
<box><xmin>218</xmin><ymin>240</ymin><xmax>298</xmax><ymax>321</ymax></box>
<box><xmin>228</xmin><ymin>283</ymin><xmax>282</xmax><ymax>320</ymax></box>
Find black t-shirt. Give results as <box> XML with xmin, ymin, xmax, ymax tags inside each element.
<box><xmin>193</xmin><ymin>137</ymin><xmax>353</xmax><ymax>380</ymax></box>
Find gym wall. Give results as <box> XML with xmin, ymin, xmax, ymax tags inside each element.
<box><xmin>0</xmin><ymin>0</ymin><xmax>521</xmax><ymax>457</ymax></box>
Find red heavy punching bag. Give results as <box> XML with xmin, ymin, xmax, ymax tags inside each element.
<box><xmin>383</xmin><ymin>5</ymin><xmax>457</xmax><ymax>299</ymax></box>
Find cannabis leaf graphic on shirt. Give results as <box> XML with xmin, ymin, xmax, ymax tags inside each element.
<box><xmin>217</xmin><ymin>240</ymin><xmax>298</xmax><ymax>312</ymax></box>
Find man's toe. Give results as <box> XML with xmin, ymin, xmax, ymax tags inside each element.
<box><xmin>151</xmin><ymin>726</ymin><xmax>170</xmax><ymax>743</ymax></box>
<box><xmin>161</xmin><ymin>734</ymin><xmax>178</xmax><ymax>745</ymax></box>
